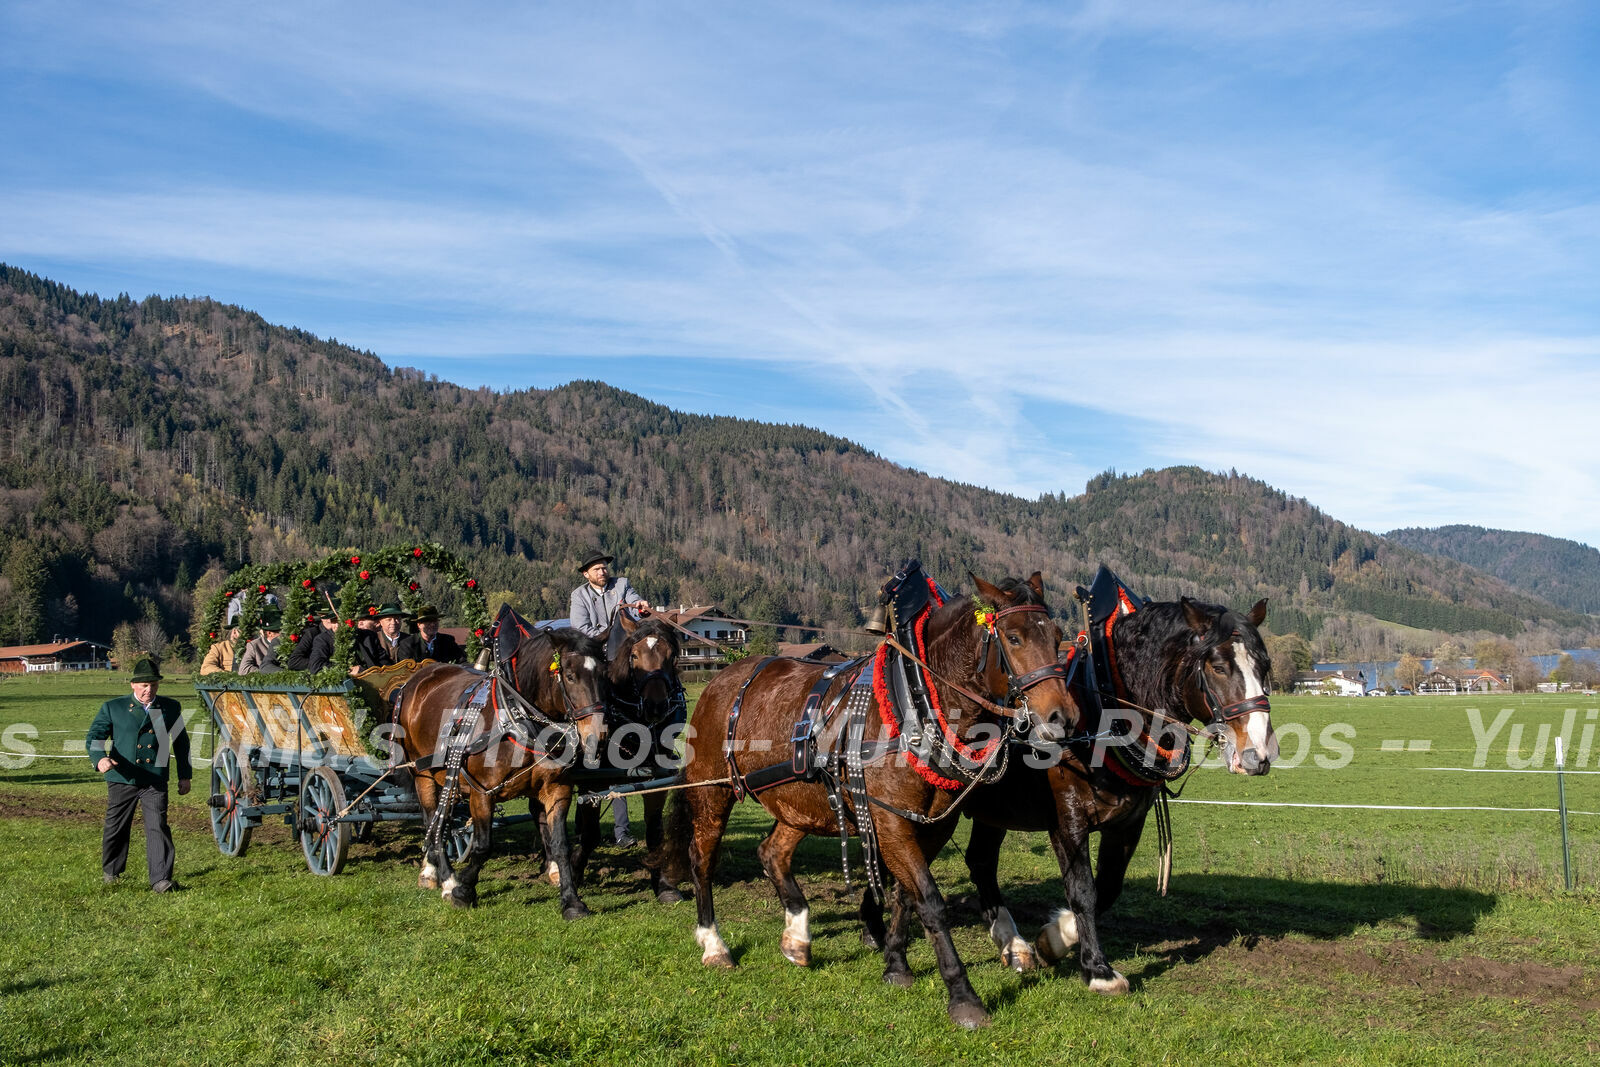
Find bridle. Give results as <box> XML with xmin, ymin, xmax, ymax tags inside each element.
<box><xmin>978</xmin><ymin>603</ymin><xmax>1072</xmax><ymax>708</ymax></box>
<box><xmin>1190</xmin><ymin>631</ymin><xmax>1272</xmax><ymax>727</ymax></box>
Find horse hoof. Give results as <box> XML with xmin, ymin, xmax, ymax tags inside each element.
<box><xmin>1088</xmin><ymin>971</ymin><xmax>1129</xmax><ymax>995</ymax></box>
<box><xmin>702</xmin><ymin>950</ymin><xmax>735</xmax><ymax>969</ymax></box>
<box><xmin>444</xmin><ymin>889</ymin><xmax>476</xmax><ymax>909</ymax></box>
<box><xmin>561</xmin><ymin>903</ymin><xmax>591</xmax><ymax>921</ymax></box>
<box><xmin>883</xmin><ymin>968</ymin><xmax>914</xmax><ymax>989</ymax></box>
<box><xmin>948</xmin><ymin>1001</ymin><xmax>991</xmax><ymax>1030</ymax></box>
<box><xmin>656</xmin><ymin>888</ymin><xmax>685</xmax><ymax>905</ymax></box>
<box><xmin>780</xmin><ymin>934</ymin><xmax>811</xmax><ymax>967</ymax></box>
<box><xmin>1002</xmin><ymin>943</ymin><xmax>1040</xmax><ymax>973</ymax></box>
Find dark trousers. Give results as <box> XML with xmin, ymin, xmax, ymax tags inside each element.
<box><xmin>103</xmin><ymin>783</ymin><xmax>174</xmax><ymax>885</ymax></box>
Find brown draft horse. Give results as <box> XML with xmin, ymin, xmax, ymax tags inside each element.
<box><xmin>571</xmin><ymin>613</ymin><xmax>687</xmax><ymax>902</ymax></box>
<box><xmin>395</xmin><ymin>626</ymin><xmax>609</xmax><ymax>915</ymax></box>
<box><xmin>661</xmin><ymin>573</ymin><xmax>1079</xmax><ymax>1030</ymax></box>
<box><xmin>864</xmin><ymin>595</ymin><xmax>1277</xmax><ymax>993</ymax></box>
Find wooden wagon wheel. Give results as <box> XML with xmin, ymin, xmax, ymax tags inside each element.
<box><xmin>298</xmin><ymin>765</ymin><xmax>352</xmax><ymax>876</ymax></box>
<box><xmin>209</xmin><ymin>744</ymin><xmax>255</xmax><ymax>857</ymax></box>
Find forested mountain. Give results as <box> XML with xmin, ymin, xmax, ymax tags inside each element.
<box><xmin>2</xmin><ymin>264</ymin><xmax>1595</xmax><ymax>665</ymax></box>
<box><xmin>1385</xmin><ymin>525</ymin><xmax>1600</xmax><ymax>616</ymax></box>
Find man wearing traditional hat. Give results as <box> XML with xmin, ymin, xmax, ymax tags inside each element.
<box><xmin>375</xmin><ymin>602</ymin><xmax>410</xmax><ymax>664</ymax></box>
<box><xmin>238</xmin><ymin>607</ymin><xmax>284</xmax><ymax>675</ymax></box>
<box><xmin>569</xmin><ymin>549</ymin><xmax>652</xmax><ymax>639</ymax></box>
<box><xmin>569</xmin><ymin>549</ymin><xmax>652</xmax><ymax>847</ymax></box>
<box><xmin>396</xmin><ymin>604</ymin><xmax>466</xmax><ymax>664</ymax></box>
<box><xmin>305</xmin><ymin>605</ymin><xmax>341</xmax><ymax>673</ymax></box>
<box><xmin>350</xmin><ymin>602</ymin><xmax>386</xmax><ymax>671</ymax></box>
<box><xmin>87</xmin><ymin>656</ymin><xmax>191</xmax><ymax>892</ymax></box>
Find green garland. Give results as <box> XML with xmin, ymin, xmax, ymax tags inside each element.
<box><xmin>196</xmin><ymin>542</ymin><xmax>492</xmax><ymax>677</ymax></box>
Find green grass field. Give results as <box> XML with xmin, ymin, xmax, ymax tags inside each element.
<box><xmin>1</xmin><ymin>674</ymin><xmax>1596</xmax><ymax>1065</ymax></box>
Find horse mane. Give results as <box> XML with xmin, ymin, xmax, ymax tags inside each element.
<box><xmin>924</xmin><ymin>576</ymin><xmax>1046</xmax><ymax>696</ymax></box>
<box><xmin>1115</xmin><ymin>598</ymin><xmax>1269</xmax><ymax>710</ymax></box>
<box><xmin>511</xmin><ymin>626</ymin><xmax>608</xmax><ymax>709</ymax></box>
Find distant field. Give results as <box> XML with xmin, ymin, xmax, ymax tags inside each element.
<box><xmin>1</xmin><ymin>674</ymin><xmax>1596</xmax><ymax>1065</ymax></box>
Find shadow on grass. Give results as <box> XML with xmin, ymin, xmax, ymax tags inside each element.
<box><xmin>984</xmin><ymin>873</ymin><xmax>1496</xmax><ymax>987</ymax></box>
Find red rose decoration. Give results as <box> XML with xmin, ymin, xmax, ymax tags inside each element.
<box><xmin>367</xmin><ymin>606</ymin><xmax>378</xmax><ymax>616</ymax></box>
<box><xmin>413</xmin><ymin>547</ymin><xmax>424</xmax><ymax>558</ymax></box>
<box><xmin>258</xmin><ymin>584</ymin><xmax>267</xmax><ymax>593</ymax></box>
<box><xmin>306</xmin><ymin>615</ymin><xmax>315</xmax><ymax>623</ymax></box>
<box><xmin>473</xmin><ymin>628</ymin><xmax>485</xmax><ymax>637</ymax></box>
<box><xmin>302</xmin><ymin>579</ymin><xmax>313</xmax><ymax>588</ymax></box>
<box><xmin>224</xmin><ymin>591</ymin><xmax>233</xmax><ymax>598</ymax></box>
<box><xmin>208</xmin><ymin>632</ymin><xmax>216</xmax><ymax>640</ymax></box>
<box><xmin>466</xmin><ymin>579</ymin><xmax>477</xmax><ymax>589</ymax></box>
<box><xmin>408</xmin><ymin>582</ymin><xmax>418</xmax><ymax>591</ymax></box>
<box><xmin>350</xmin><ymin>555</ymin><xmax>360</xmax><ymax>565</ymax></box>
<box><xmin>359</xmin><ymin>570</ymin><xmax>371</xmax><ymax>580</ymax></box>
<box><xmin>289</xmin><ymin>633</ymin><xmax>299</xmax><ymax>642</ymax></box>
<box><xmin>345</xmin><ymin>619</ymin><xmax>354</xmax><ymax>627</ymax></box>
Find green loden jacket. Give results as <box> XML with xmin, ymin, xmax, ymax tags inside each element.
<box><xmin>85</xmin><ymin>695</ymin><xmax>193</xmax><ymax>788</ymax></box>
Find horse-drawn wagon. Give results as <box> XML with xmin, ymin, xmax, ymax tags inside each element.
<box><xmin>194</xmin><ymin>543</ymin><xmax>687</xmax><ymax>891</ymax></box>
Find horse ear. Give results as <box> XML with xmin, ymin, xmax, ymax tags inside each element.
<box><xmin>617</xmin><ymin>612</ymin><xmax>638</xmax><ymax>634</ymax></box>
<box><xmin>1181</xmin><ymin>597</ymin><xmax>1211</xmax><ymax>635</ymax></box>
<box><xmin>971</xmin><ymin>573</ymin><xmax>1008</xmax><ymax>604</ymax></box>
<box><xmin>1027</xmin><ymin>572</ymin><xmax>1045</xmax><ymax>600</ymax></box>
<box><xmin>1247</xmin><ymin>599</ymin><xmax>1268</xmax><ymax>628</ymax></box>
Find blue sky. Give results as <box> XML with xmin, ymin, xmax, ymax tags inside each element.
<box><xmin>4</xmin><ymin>2</ymin><xmax>1599</xmax><ymax>545</ymax></box>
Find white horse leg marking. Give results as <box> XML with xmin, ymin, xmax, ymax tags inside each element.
<box><xmin>696</xmin><ymin>924</ymin><xmax>734</xmax><ymax>967</ymax></box>
<box><xmin>440</xmin><ymin>875</ymin><xmax>459</xmax><ymax>899</ymax></box>
<box><xmin>1089</xmin><ymin>970</ymin><xmax>1130</xmax><ymax>994</ymax></box>
<box><xmin>546</xmin><ymin>860</ymin><xmax>561</xmax><ymax>885</ymax></box>
<box><xmin>780</xmin><ymin>907</ymin><xmax>811</xmax><ymax>966</ymax></box>
<box><xmin>419</xmin><ymin>861</ymin><xmax>439</xmax><ymax>889</ymax></box>
<box><xmin>1034</xmin><ymin>907</ymin><xmax>1080</xmax><ymax>964</ymax></box>
<box><xmin>988</xmin><ymin>907</ymin><xmax>1038</xmax><ymax>971</ymax></box>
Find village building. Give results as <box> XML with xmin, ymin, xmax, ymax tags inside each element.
<box><xmin>1291</xmin><ymin>669</ymin><xmax>1367</xmax><ymax>696</ymax></box>
<box><xmin>658</xmin><ymin>606</ymin><xmax>747</xmax><ymax>673</ymax></box>
<box><xmin>0</xmin><ymin>639</ymin><xmax>114</xmax><ymax>673</ymax></box>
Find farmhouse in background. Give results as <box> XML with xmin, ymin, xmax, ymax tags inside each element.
<box><xmin>658</xmin><ymin>605</ymin><xmax>746</xmax><ymax>673</ymax></box>
<box><xmin>1458</xmin><ymin>668</ymin><xmax>1509</xmax><ymax>693</ymax></box>
<box><xmin>1292</xmin><ymin>669</ymin><xmax>1367</xmax><ymax>696</ymax></box>
<box><xmin>0</xmin><ymin>639</ymin><xmax>114</xmax><ymax>673</ymax></box>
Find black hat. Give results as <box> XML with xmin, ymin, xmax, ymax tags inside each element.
<box><xmin>376</xmin><ymin>602</ymin><xmax>408</xmax><ymax>619</ymax></box>
<box><xmin>130</xmin><ymin>656</ymin><xmax>162</xmax><ymax>683</ymax></box>
<box><xmin>577</xmin><ymin>549</ymin><xmax>614</xmax><ymax>572</ymax></box>
<box><xmin>412</xmin><ymin>604</ymin><xmax>441</xmax><ymax>623</ymax></box>
<box><xmin>259</xmin><ymin>606</ymin><xmax>284</xmax><ymax>631</ymax></box>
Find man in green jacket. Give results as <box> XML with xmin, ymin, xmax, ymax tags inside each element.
<box><xmin>86</xmin><ymin>656</ymin><xmax>192</xmax><ymax>891</ymax></box>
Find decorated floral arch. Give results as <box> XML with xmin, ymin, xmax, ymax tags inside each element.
<box><xmin>198</xmin><ymin>542</ymin><xmax>491</xmax><ymax>681</ymax></box>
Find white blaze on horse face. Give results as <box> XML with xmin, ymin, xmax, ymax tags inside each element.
<box><xmin>645</xmin><ymin>636</ymin><xmax>658</xmax><ymax>651</ymax></box>
<box><xmin>1238</xmin><ymin>645</ymin><xmax>1273</xmax><ymax>755</ymax></box>
<box><xmin>584</xmin><ymin>656</ymin><xmax>598</xmax><ymax>673</ymax></box>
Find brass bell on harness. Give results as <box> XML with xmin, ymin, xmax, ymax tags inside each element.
<box><xmin>473</xmin><ymin>648</ymin><xmax>493</xmax><ymax>672</ymax></box>
<box><xmin>864</xmin><ymin>600</ymin><xmax>891</xmax><ymax>636</ymax></box>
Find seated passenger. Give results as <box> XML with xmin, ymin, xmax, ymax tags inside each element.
<box><xmin>396</xmin><ymin>604</ymin><xmax>466</xmax><ymax>664</ymax></box>
<box><xmin>350</xmin><ymin>604</ymin><xmax>386</xmax><ymax>672</ymax></box>
<box><xmin>375</xmin><ymin>602</ymin><xmax>409</xmax><ymax>664</ymax></box>
<box><xmin>306</xmin><ymin>607</ymin><xmax>340</xmax><ymax>673</ymax></box>
<box><xmin>238</xmin><ymin>608</ymin><xmax>284</xmax><ymax>675</ymax></box>
<box><xmin>200</xmin><ymin>626</ymin><xmax>239</xmax><ymax>675</ymax></box>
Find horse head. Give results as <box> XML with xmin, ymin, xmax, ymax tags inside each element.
<box><xmin>969</xmin><ymin>572</ymin><xmax>1080</xmax><ymax>742</ymax></box>
<box><xmin>1177</xmin><ymin>597</ymin><xmax>1277</xmax><ymax>776</ymax></box>
<box><xmin>513</xmin><ymin>627</ymin><xmax>611</xmax><ymax>760</ymax></box>
<box><xmin>610</xmin><ymin>614</ymin><xmax>683</xmax><ymax>726</ymax></box>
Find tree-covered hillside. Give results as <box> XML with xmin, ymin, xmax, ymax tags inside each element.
<box><xmin>1385</xmin><ymin>525</ymin><xmax>1600</xmax><ymax>616</ymax></box>
<box><xmin>2</xmin><ymin>265</ymin><xmax>1594</xmax><ymax>664</ymax></box>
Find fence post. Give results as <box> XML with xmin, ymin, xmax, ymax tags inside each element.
<box><xmin>1555</xmin><ymin>736</ymin><xmax>1573</xmax><ymax>891</ymax></box>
